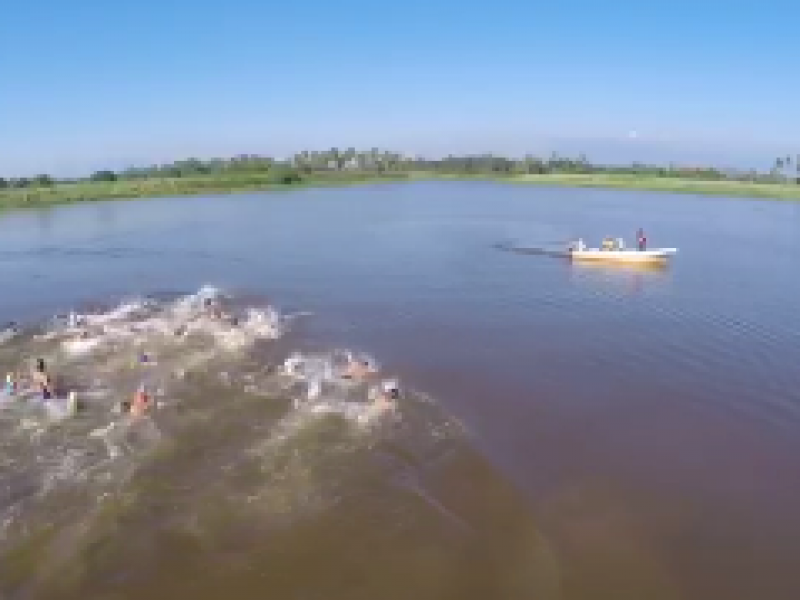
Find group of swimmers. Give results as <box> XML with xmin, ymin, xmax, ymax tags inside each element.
<box><xmin>61</xmin><ymin>296</ymin><xmax>235</xmax><ymax>418</ymax></box>
<box><xmin>4</xmin><ymin>342</ymin><xmax>150</xmax><ymax>420</ymax></box>
<box><xmin>6</xmin><ymin>296</ymin><xmax>396</xmax><ymax>422</ymax></box>
<box><xmin>5</xmin><ymin>358</ymin><xmax>56</xmax><ymax>400</ymax></box>
<box><xmin>335</xmin><ymin>354</ymin><xmax>401</xmax><ymax>410</ymax></box>
<box><xmin>283</xmin><ymin>350</ymin><xmax>401</xmax><ymax>411</ymax></box>
<box><xmin>172</xmin><ymin>297</ymin><xmax>238</xmax><ymax>338</ymax></box>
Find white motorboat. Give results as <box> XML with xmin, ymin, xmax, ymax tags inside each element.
<box><xmin>568</xmin><ymin>239</ymin><xmax>677</xmax><ymax>264</ymax></box>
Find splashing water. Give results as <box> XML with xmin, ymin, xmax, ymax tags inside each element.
<box><xmin>0</xmin><ymin>286</ymin><xmax>541</xmax><ymax>600</ymax></box>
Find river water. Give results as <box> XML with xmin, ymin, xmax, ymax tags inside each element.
<box><xmin>0</xmin><ymin>181</ymin><xmax>798</xmax><ymax>600</ymax></box>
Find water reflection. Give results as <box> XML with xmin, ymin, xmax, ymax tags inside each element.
<box><xmin>94</xmin><ymin>201</ymin><xmax>119</xmax><ymax>231</ymax></box>
<box><xmin>567</xmin><ymin>261</ymin><xmax>670</xmax><ymax>297</ymax></box>
<box><xmin>33</xmin><ymin>207</ymin><xmax>55</xmax><ymax>236</ymax></box>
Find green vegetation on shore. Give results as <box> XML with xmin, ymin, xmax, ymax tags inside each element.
<box><xmin>2</xmin><ymin>149</ymin><xmax>799</xmax><ymax>209</ymax></box>
<box><xmin>509</xmin><ymin>172</ymin><xmax>800</xmax><ymax>199</ymax></box>
<box><xmin>0</xmin><ymin>171</ymin><xmax>414</xmax><ymax>209</ymax></box>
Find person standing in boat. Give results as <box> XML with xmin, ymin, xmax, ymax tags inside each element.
<box><xmin>569</xmin><ymin>238</ymin><xmax>586</xmax><ymax>252</ymax></box>
<box><xmin>637</xmin><ymin>228</ymin><xmax>647</xmax><ymax>251</ymax></box>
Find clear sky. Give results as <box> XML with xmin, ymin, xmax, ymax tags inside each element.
<box><xmin>1</xmin><ymin>0</ymin><xmax>798</xmax><ymax>176</ymax></box>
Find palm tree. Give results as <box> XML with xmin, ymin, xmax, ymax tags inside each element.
<box><xmin>344</xmin><ymin>147</ymin><xmax>357</xmax><ymax>170</ymax></box>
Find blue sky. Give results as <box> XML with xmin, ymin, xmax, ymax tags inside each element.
<box><xmin>1</xmin><ymin>0</ymin><xmax>798</xmax><ymax>176</ymax></box>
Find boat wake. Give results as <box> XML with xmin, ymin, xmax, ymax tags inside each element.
<box><xmin>493</xmin><ymin>241</ymin><xmax>571</xmax><ymax>259</ymax></box>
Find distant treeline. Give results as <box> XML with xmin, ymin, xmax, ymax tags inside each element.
<box><xmin>2</xmin><ymin>149</ymin><xmax>800</xmax><ymax>188</ymax></box>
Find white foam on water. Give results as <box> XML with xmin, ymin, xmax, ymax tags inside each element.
<box><xmin>41</xmin><ymin>396</ymin><xmax>77</xmax><ymax>421</ymax></box>
<box><xmin>88</xmin><ymin>415</ymin><xmax>163</xmax><ymax>459</ymax></box>
<box><xmin>82</xmin><ymin>298</ymin><xmax>153</xmax><ymax>327</ymax></box>
<box><xmin>62</xmin><ymin>336</ymin><xmax>105</xmax><ymax>356</ymax></box>
<box><xmin>306</xmin><ymin>396</ymin><xmax>395</xmax><ymax>426</ymax></box>
<box><xmin>283</xmin><ymin>350</ymin><xmax>378</xmax><ymax>383</ymax></box>
<box><xmin>47</xmin><ymin>287</ymin><xmax>286</xmax><ymax>363</ymax></box>
<box><xmin>170</xmin><ymin>284</ymin><xmax>226</xmax><ymax>316</ymax></box>
<box><xmin>281</xmin><ymin>350</ymin><xmax>388</xmax><ymax>406</ymax></box>
<box><xmin>0</xmin><ymin>326</ymin><xmax>19</xmax><ymax>345</ymax></box>
<box><xmin>0</xmin><ymin>284</ymin><xmax>457</xmax><ymax>568</ymax></box>
<box><xmin>40</xmin><ymin>450</ymin><xmax>88</xmax><ymax>494</ymax></box>
<box><xmin>241</xmin><ymin>306</ymin><xmax>282</xmax><ymax>339</ymax></box>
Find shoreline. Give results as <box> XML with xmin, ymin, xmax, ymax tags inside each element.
<box><xmin>507</xmin><ymin>173</ymin><xmax>800</xmax><ymax>200</ymax></box>
<box><xmin>0</xmin><ymin>173</ymin><xmax>418</xmax><ymax>212</ymax></box>
<box><xmin>1</xmin><ymin>171</ymin><xmax>799</xmax><ymax>213</ymax></box>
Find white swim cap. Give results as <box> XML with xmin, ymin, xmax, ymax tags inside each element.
<box><xmin>284</xmin><ymin>353</ymin><xmax>302</xmax><ymax>375</ymax></box>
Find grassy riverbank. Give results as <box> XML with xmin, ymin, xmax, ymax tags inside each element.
<box><xmin>2</xmin><ymin>170</ymin><xmax>799</xmax><ymax>211</ymax></box>
<box><xmin>0</xmin><ymin>172</ymin><xmax>416</xmax><ymax>210</ymax></box>
<box><xmin>509</xmin><ymin>173</ymin><xmax>800</xmax><ymax>199</ymax></box>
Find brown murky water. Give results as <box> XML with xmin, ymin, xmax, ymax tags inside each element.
<box><xmin>0</xmin><ymin>182</ymin><xmax>799</xmax><ymax>599</ymax></box>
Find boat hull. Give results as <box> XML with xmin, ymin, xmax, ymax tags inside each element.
<box><xmin>569</xmin><ymin>248</ymin><xmax>677</xmax><ymax>263</ymax></box>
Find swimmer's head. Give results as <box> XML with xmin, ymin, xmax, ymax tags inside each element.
<box><xmin>381</xmin><ymin>379</ymin><xmax>400</xmax><ymax>399</ymax></box>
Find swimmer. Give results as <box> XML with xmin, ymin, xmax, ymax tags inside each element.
<box><xmin>111</xmin><ymin>398</ymin><xmax>132</xmax><ymax>415</ymax></box>
<box><xmin>32</xmin><ymin>358</ymin><xmax>54</xmax><ymax>400</ymax></box>
<box><xmin>283</xmin><ymin>353</ymin><xmax>303</xmax><ymax>377</ymax></box>
<box><xmin>373</xmin><ymin>379</ymin><xmax>400</xmax><ymax>411</ymax></box>
<box><xmin>203</xmin><ymin>297</ymin><xmax>224</xmax><ymax>320</ymax></box>
<box><xmin>341</xmin><ymin>357</ymin><xmax>375</xmax><ymax>382</ymax></box>
<box><xmin>5</xmin><ymin>372</ymin><xmax>17</xmax><ymax>395</ymax></box>
<box><xmin>129</xmin><ymin>384</ymin><xmax>151</xmax><ymax>418</ymax></box>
